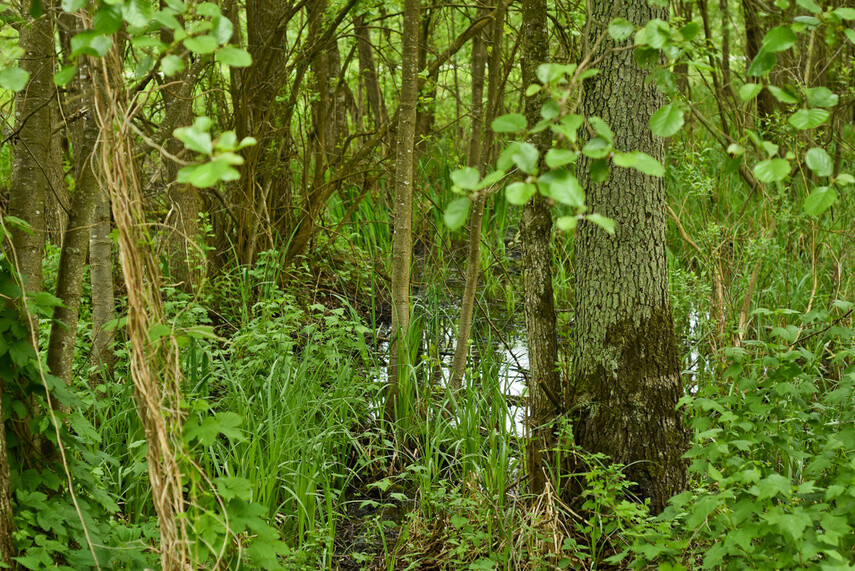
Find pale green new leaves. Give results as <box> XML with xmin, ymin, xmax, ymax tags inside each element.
<box><xmin>0</xmin><ymin>67</ymin><xmax>29</xmax><ymax>91</ymax></box>
<box><xmin>805</xmin><ymin>148</ymin><xmax>833</xmax><ymax>177</ymax></box>
<box><xmin>175</xmin><ymin>117</ymin><xmax>256</xmax><ymax>188</ymax></box>
<box><xmin>492</xmin><ymin>114</ymin><xmax>527</xmax><ymax>133</ymax></box>
<box><xmin>753</xmin><ymin>158</ymin><xmax>791</xmax><ymax>182</ymax></box>
<box><xmin>444</xmin><ymin>197</ymin><xmax>471</xmax><ymax>230</ymax></box>
<box><xmin>613</xmin><ymin>151</ymin><xmax>665</xmax><ymax>177</ymax></box>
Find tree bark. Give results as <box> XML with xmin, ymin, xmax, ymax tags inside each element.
<box><xmin>571</xmin><ymin>0</ymin><xmax>688</xmax><ymax>514</ymax></box>
<box><xmin>521</xmin><ymin>0</ymin><xmax>561</xmax><ymax>496</ymax></box>
<box><xmin>89</xmin><ymin>187</ymin><xmax>115</xmax><ymax>384</ymax></box>
<box><xmin>355</xmin><ymin>13</ymin><xmax>389</xmax><ymax>129</ymax></box>
<box><xmin>7</xmin><ymin>2</ymin><xmax>54</xmax><ymax>330</ymax></box>
<box><xmin>385</xmin><ymin>0</ymin><xmax>421</xmax><ymax>422</ymax></box>
<box><xmin>0</xmin><ymin>377</ymin><xmax>15</xmax><ymax>569</ymax></box>
<box><xmin>449</xmin><ymin>1</ymin><xmax>500</xmax><ymax>392</ymax></box>
<box><xmin>47</xmin><ymin>50</ymin><xmax>102</xmax><ymax>386</ymax></box>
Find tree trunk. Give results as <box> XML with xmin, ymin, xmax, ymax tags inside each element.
<box><xmin>520</xmin><ymin>0</ymin><xmax>561</xmax><ymax>496</ymax></box>
<box><xmin>449</xmin><ymin>1</ymin><xmax>500</xmax><ymax>392</ymax></box>
<box><xmin>355</xmin><ymin>13</ymin><xmax>389</xmax><ymax>129</ymax></box>
<box><xmin>571</xmin><ymin>0</ymin><xmax>688</xmax><ymax>514</ymax></box>
<box><xmin>385</xmin><ymin>0</ymin><xmax>421</xmax><ymax>422</ymax></box>
<box><xmin>47</xmin><ymin>51</ymin><xmax>102</xmax><ymax>386</ymax></box>
<box><xmin>0</xmin><ymin>377</ymin><xmax>15</xmax><ymax>569</ymax></box>
<box><xmin>7</xmin><ymin>2</ymin><xmax>54</xmax><ymax>328</ymax></box>
<box><xmin>89</xmin><ymin>187</ymin><xmax>115</xmax><ymax>384</ymax></box>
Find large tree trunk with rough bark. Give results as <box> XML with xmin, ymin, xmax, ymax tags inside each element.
<box><xmin>521</xmin><ymin>0</ymin><xmax>561</xmax><ymax>497</ymax></box>
<box><xmin>385</xmin><ymin>0</ymin><xmax>421</xmax><ymax>422</ymax></box>
<box><xmin>7</xmin><ymin>3</ymin><xmax>54</xmax><ymax>328</ymax></box>
<box><xmin>571</xmin><ymin>0</ymin><xmax>688</xmax><ymax>514</ymax></box>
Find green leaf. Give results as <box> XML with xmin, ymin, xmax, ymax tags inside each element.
<box><xmin>739</xmin><ymin>83</ymin><xmax>763</xmax><ymax>101</ymax></box>
<box><xmin>161</xmin><ymin>54</ymin><xmax>185</xmax><ymax>76</ymax></box>
<box><xmin>122</xmin><ymin>0</ymin><xmax>153</xmax><ymax>28</ymax></box>
<box><xmin>586</xmin><ymin>213</ymin><xmax>615</xmax><ymax>234</ymax></box>
<box><xmin>795</xmin><ymin>0</ymin><xmax>821</xmax><ymax>13</ymax></box>
<box><xmin>747</xmin><ymin>49</ymin><xmax>777</xmax><ymax>76</ymax></box>
<box><xmin>536</xmin><ymin>63</ymin><xmax>573</xmax><ymax>84</ymax></box>
<box><xmin>679</xmin><ymin>22</ymin><xmax>700</xmax><ymax>41</ymax></box>
<box><xmin>491</xmin><ymin>113</ymin><xmax>527</xmax><ymax>133</ymax></box>
<box><xmin>550</xmin><ymin>114</ymin><xmax>584</xmax><ymax>142</ymax></box>
<box><xmin>177</xmin><ymin>159</ymin><xmax>239</xmax><ymax>188</ymax></box>
<box><xmin>174</xmin><ymin>118</ymin><xmax>213</xmax><ymax>155</ymax></box>
<box><xmin>582</xmin><ymin>137</ymin><xmax>611</xmax><ymax>159</ymax></box>
<box><xmin>588</xmin><ymin>116</ymin><xmax>614</xmax><ymax>143</ymax></box>
<box><xmin>544</xmin><ymin>148</ymin><xmax>578</xmax><ymax>168</ymax></box>
<box><xmin>608</xmin><ymin>18</ymin><xmax>634</xmax><ymax>41</ymax></box>
<box><xmin>30</xmin><ymin>0</ymin><xmax>42</xmax><ymax>18</ymax></box>
<box><xmin>215</xmin><ymin>47</ymin><xmax>252</xmax><ymax>67</ymax></box>
<box><xmin>643</xmin><ymin>18</ymin><xmax>671</xmax><ymax>49</ymax></box>
<box><xmin>753</xmin><ymin>158</ymin><xmax>790</xmax><ymax>182</ymax></box>
<box><xmin>589</xmin><ymin>158</ymin><xmax>610</xmax><ymax>183</ymax></box>
<box><xmin>543</xmin><ymin>169</ymin><xmax>584</xmax><ymax>207</ymax></box>
<box><xmin>505</xmin><ymin>182</ymin><xmax>537</xmax><ymax>205</ymax></box>
<box><xmin>52</xmin><ymin>65</ymin><xmax>76</xmax><ymax>87</ymax></box>
<box><xmin>805</xmin><ymin>147</ymin><xmax>833</xmax><ymax>177</ymax></box>
<box><xmin>525</xmin><ymin>84</ymin><xmax>541</xmax><ymax>96</ymax></box>
<box><xmin>788</xmin><ymin>108</ymin><xmax>829</xmax><ymax>130</ymax></box>
<box><xmin>613</xmin><ymin>151</ymin><xmax>665</xmax><ymax>177</ymax></box>
<box><xmin>195</xmin><ymin>1</ymin><xmax>221</xmax><ymax>16</ymax></box>
<box><xmin>212</xmin><ymin>15</ymin><xmax>233</xmax><ymax>44</ymax></box>
<box><xmin>804</xmin><ymin>86</ymin><xmax>838</xmax><ymax>108</ymax></box>
<box><xmin>649</xmin><ymin>104</ymin><xmax>684</xmax><ymax>137</ymax></box>
<box><xmin>94</xmin><ymin>4</ymin><xmax>123</xmax><ymax>34</ymax></box>
<box><xmin>476</xmin><ymin>169</ymin><xmax>505</xmax><ymax>190</ymax></box>
<box><xmin>846</xmin><ymin>29</ymin><xmax>855</xmax><ymax>45</ymax></box>
<box><xmin>511</xmin><ymin>142</ymin><xmax>539</xmax><ymax>174</ymax></box>
<box><xmin>0</xmin><ymin>67</ymin><xmax>30</xmax><ymax>92</ymax></box>
<box><xmin>556</xmin><ymin>216</ymin><xmax>578</xmax><ymax>232</ymax></box>
<box><xmin>61</xmin><ymin>0</ymin><xmax>86</xmax><ymax>11</ymax></box>
<box><xmin>450</xmin><ymin>167</ymin><xmax>480</xmax><ymax>190</ymax></box>
<box><xmin>444</xmin><ymin>197</ymin><xmax>471</xmax><ymax>230</ymax></box>
<box><xmin>767</xmin><ymin>85</ymin><xmax>798</xmax><ymax>104</ymax></box>
<box><xmin>70</xmin><ymin>31</ymin><xmax>112</xmax><ymax>57</ymax></box>
<box><xmin>835</xmin><ymin>7</ymin><xmax>855</xmax><ymax>20</ymax></box>
<box><xmin>184</xmin><ymin>35</ymin><xmax>218</xmax><ymax>54</ymax></box>
<box><xmin>803</xmin><ymin>186</ymin><xmax>837</xmax><ymax>216</ymax></box>
<box><xmin>761</xmin><ymin>26</ymin><xmax>796</xmax><ymax>52</ymax></box>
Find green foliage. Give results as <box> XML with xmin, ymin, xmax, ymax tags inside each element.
<box><xmin>630</xmin><ymin>306</ymin><xmax>855</xmax><ymax>569</ymax></box>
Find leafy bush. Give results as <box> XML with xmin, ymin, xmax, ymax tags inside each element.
<box><xmin>632</xmin><ymin>303</ymin><xmax>855</xmax><ymax>570</ymax></box>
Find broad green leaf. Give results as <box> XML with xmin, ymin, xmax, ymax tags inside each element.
<box><xmin>122</xmin><ymin>0</ymin><xmax>153</xmax><ymax>28</ymax></box>
<box><xmin>161</xmin><ymin>54</ymin><xmax>185</xmax><ymax>76</ymax></box>
<box><xmin>177</xmin><ymin>158</ymin><xmax>239</xmax><ymax>188</ymax></box>
<box><xmin>92</xmin><ymin>4</ymin><xmax>124</xmax><ymax>36</ymax></box>
<box><xmin>747</xmin><ymin>49</ymin><xmax>776</xmax><ymax>76</ymax></box>
<box><xmin>588</xmin><ymin>116</ymin><xmax>614</xmax><ymax>142</ymax></box>
<box><xmin>491</xmin><ymin>113</ymin><xmax>526</xmax><ymax>133</ymax></box>
<box><xmin>787</xmin><ymin>108</ymin><xmax>829</xmax><ymax>130</ymax></box>
<box><xmin>505</xmin><ymin>182</ymin><xmax>537</xmax><ymax>205</ymax></box>
<box><xmin>805</xmin><ymin>147</ymin><xmax>833</xmax><ymax>177</ymax></box>
<box><xmin>649</xmin><ymin>104</ymin><xmax>684</xmax><ymax>137</ymax></box>
<box><xmin>679</xmin><ymin>22</ymin><xmax>700</xmax><ymax>41</ymax></box>
<box><xmin>0</xmin><ymin>67</ymin><xmax>30</xmax><ymax>92</ymax></box>
<box><xmin>556</xmin><ymin>216</ymin><xmax>578</xmax><ymax>232</ymax></box>
<box><xmin>195</xmin><ymin>2</ymin><xmax>221</xmax><ymax>16</ymax></box>
<box><xmin>212</xmin><ymin>15</ymin><xmax>233</xmax><ymax>44</ymax></box>
<box><xmin>174</xmin><ymin>117</ymin><xmax>214</xmax><ymax>155</ymax></box>
<box><xmin>550</xmin><ymin>114</ymin><xmax>584</xmax><ymax>142</ymax></box>
<box><xmin>476</xmin><ymin>169</ymin><xmax>505</xmax><ymax>190</ymax></box>
<box><xmin>544</xmin><ymin>148</ymin><xmax>578</xmax><ymax>168</ymax></box>
<box><xmin>511</xmin><ymin>142</ymin><xmax>539</xmax><ymax>174</ymax></box>
<box><xmin>835</xmin><ymin>173</ymin><xmax>854</xmax><ymax>185</ymax></box>
<box><xmin>608</xmin><ymin>18</ymin><xmax>634</xmax><ymax>41</ymax></box>
<box><xmin>795</xmin><ymin>0</ymin><xmax>821</xmax><ymax>13</ymax></box>
<box><xmin>154</xmin><ymin>10</ymin><xmax>182</xmax><ymax>30</ymax></box>
<box><xmin>542</xmin><ymin>169</ymin><xmax>584</xmax><ymax>207</ymax></box>
<box><xmin>643</xmin><ymin>18</ymin><xmax>671</xmax><ymax>49</ymax></box>
<box><xmin>761</xmin><ymin>26</ymin><xmax>796</xmax><ymax>52</ymax></box>
<box><xmin>727</xmin><ymin>143</ymin><xmax>745</xmax><ymax>155</ymax></box>
<box><xmin>443</xmin><ymin>197</ymin><xmax>471</xmax><ymax>230</ymax></box>
<box><xmin>753</xmin><ymin>158</ymin><xmax>790</xmax><ymax>182</ymax></box>
<box><xmin>634</xmin><ymin>46</ymin><xmax>659</xmax><ymax>67</ymax></box>
<box><xmin>613</xmin><ymin>151</ymin><xmax>665</xmax><ymax>177</ymax></box>
<box><xmin>52</xmin><ymin>65</ymin><xmax>76</xmax><ymax>86</ymax></box>
<box><xmin>835</xmin><ymin>7</ymin><xmax>855</xmax><ymax>20</ymax></box>
<box><xmin>70</xmin><ymin>32</ymin><xmax>112</xmax><ymax>57</ymax></box>
<box><xmin>738</xmin><ymin>83</ymin><xmax>763</xmax><ymax>101</ymax></box>
<box><xmin>590</xmin><ymin>158</ymin><xmax>610</xmax><ymax>183</ymax></box>
<box><xmin>582</xmin><ymin>137</ymin><xmax>611</xmax><ymax>159</ymax></box>
<box><xmin>586</xmin><ymin>213</ymin><xmax>615</xmax><ymax>234</ymax></box>
<box><xmin>767</xmin><ymin>85</ymin><xmax>798</xmax><ymax>104</ymax></box>
<box><xmin>184</xmin><ymin>35</ymin><xmax>218</xmax><ymax>54</ymax></box>
<box><xmin>61</xmin><ymin>0</ymin><xmax>85</xmax><ymax>11</ymax></box>
<box><xmin>846</xmin><ymin>29</ymin><xmax>855</xmax><ymax>45</ymax></box>
<box><xmin>804</xmin><ymin>86</ymin><xmax>838</xmax><ymax>108</ymax></box>
<box><xmin>536</xmin><ymin>63</ymin><xmax>573</xmax><ymax>84</ymax></box>
<box><xmin>525</xmin><ymin>84</ymin><xmax>541</xmax><ymax>96</ymax></box>
<box><xmin>764</xmin><ymin>510</ymin><xmax>813</xmax><ymax>541</ymax></box>
<box><xmin>450</xmin><ymin>166</ymin><xmax>480</xmax><ymax>190</ymax></box>
<box><xmin>803</xmin><ymin>186</ymin><xmax>837</xmax><ymax>216</ymax></box>
<box><xmin>215</xmin><ymin>47</ymin><xmax>252</xmax><ymax>67</ymax></box>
